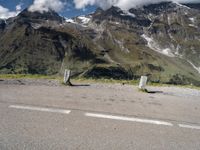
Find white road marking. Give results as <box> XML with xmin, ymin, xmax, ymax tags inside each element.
<box><xmin>179</xmin><ymin>124</ymin><xmax>200</xmax><ymax>130</ymax></box>
<box><xmin>9</xmin><ymin>105</ymin><xmax>71</xmax><ymax>114</ymax></box>
<box><xmin>85</xmin><ymin>113</ymin><xmax>173</xmax><ymax>126</ymax></box>
<box><xmin>8</xmin><ymin>106</ymin><xmax>200</xmax><ymax>130</ymax></box>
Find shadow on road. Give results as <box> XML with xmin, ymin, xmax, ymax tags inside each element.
<box><xmin>71</xmin><ymin>84</ymin><xmax>90</xmax><ymax>87</ymax></box>
<box><xmin>146</xmin><ymin>89</ymin><xmax>163</xmax><ymax>94</ymax></box>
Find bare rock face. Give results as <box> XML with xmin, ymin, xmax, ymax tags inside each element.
<box><xmin>0</xmin><ymin>19</ymin><xmax>6</xmax><ymax>32</ymax></box>
<box><xmin>16</xmin><ymin>8</ymin><xmax>64</xmax><ymax>23</ymax></box>
<box><xmin>0</xmin><ymin>2</ymin><xmax>200</xmax><ymax>86</ymax></box>
<box><xmin>142</xmin><ymin>2</ymin><xmax>200</xmax><ymax>67</ymax></box>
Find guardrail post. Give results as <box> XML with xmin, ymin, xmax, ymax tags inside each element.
<box><xmin>64</xmin><ymin>69</ymin><xmax>72</xmax><ymax>86</ymax></box>
<box><xmin>139</xmin><ymin>76</ymin><xmax>148</xmax><ymax>90</ymax></box>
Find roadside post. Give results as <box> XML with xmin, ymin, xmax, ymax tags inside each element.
<box><xmin>139</xmin><ymin>76</ymin><xmax>148</xmax><ymax>90</ymax></box>
<box><xmin>64</xmin><ymin>69</ymin><xmax>72</xmax><ymax>86</ymax></box>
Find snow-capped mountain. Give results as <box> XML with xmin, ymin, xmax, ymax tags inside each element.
<box><xmin>68</xmin><ymin>2</ymin><xmax>200</xmax><ymax>77</ymax></box>
<box><xmin>0</xmin><ymin>2</ymin><xmax>200</xmax><ymax>86</ymax></box>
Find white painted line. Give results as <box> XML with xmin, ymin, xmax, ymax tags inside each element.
<box><xmin>179</xmin><ymin>124</ymin><xmax>200</xmax><ymax>130</ymax></box>
<box><xmin>9</xmin><ymin>105</ymin><xmax>71</xmax><ymax>114</ymax></box>
<box><xmin>85</xmin><ymin>113</ymin><xmax>173</xmax><ymax>126</ymax></box>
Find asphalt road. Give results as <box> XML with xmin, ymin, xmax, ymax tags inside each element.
<box><xmin>0</xmin><ymin>81</ymin><xmax>200</xmax><ymax>150</ymax></box>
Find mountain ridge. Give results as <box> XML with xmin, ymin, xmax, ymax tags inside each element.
<box><xmin>0</xmin><ymin>2</ymin><xmax>200</xmax><ymax>86</ymax></box>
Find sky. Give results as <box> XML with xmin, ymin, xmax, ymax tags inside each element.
<box><xmin>0</xmin><ymin>0</ymin><xmax>199</xmax><ymax>19</ymax></box>
<box><xmin>0</xmin><ymin>0</ymin><xmax>97</xmax><ymax>19</ymax></box>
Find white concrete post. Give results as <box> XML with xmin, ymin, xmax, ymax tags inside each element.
<box><xmin>64</xmin><ymin>69</ymin><xmax>71</xmax><ymax>84</ymax></box>
<box><xmin>139</xmin><ymin>76</ymin><xmax>148</xmax><ymax>90</ymax></box>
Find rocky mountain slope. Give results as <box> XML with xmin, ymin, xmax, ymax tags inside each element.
<box><xmin>0</xmin><ymin>9</ymin><xmax>97</xmax><ymax>75</ymax></box>
<box><xmin>0</xmin><ymin>2</ymin><xmax>200</xmax><ymax>86</ymax></box>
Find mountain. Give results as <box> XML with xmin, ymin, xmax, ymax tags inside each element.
<box><xmin>183</xmin><ymin>3</ymin><xmax>200</xmax><ymax>9</ymax></box>
<box><xmin>0</xmin><ymin>9</ymin><xmax>97</xmax><ymax>75</ymax></box>
<box><xmin>0</xmin><ymin>19</ymin><xmax>6</xmax><ymax>32</ymax></box>
<box><xmin>0</xmin><ymin>2</ymin><xmax>200</xmax><ymax>86</ymax></box>
<box><xmin>17</xmin><ymin>8</ymin><xmax>64</xmax><ymax>22</ymax></box>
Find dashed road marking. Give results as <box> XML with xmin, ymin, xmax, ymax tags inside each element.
<box><xmin>8</xmin><ymin>105</ymin><xmax>200</xmax><ymax>130</ymax></box>
<box><xmin>9</xmin><ymin>105</ymin><xmax>71</xmax><ymax>114</ymax></box>
<box><xmin>179</xmin><ymin>124</ymin><xmax>200</xmax><ymax>130</ymax></box>
<box><xmin>85</xmin><ymin>113</ymin><xmax>173</xmax><ymax>126</ymax></box>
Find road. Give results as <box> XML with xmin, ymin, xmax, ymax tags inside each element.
<box><xmin>0</xmin><ymin>80</ymin><xmax>200</xmax><ymax>150</ymax></box>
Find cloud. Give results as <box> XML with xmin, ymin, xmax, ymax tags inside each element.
<box><xmin>16</xmin><ymin>4</ymin><xmax>22</xmax><ymax>11</ymax></box>
<box><xmin>73</xmin><ymin>0</ymin><xmax>200</xmax><ymax>10</ymax></box>
<box><xmin>74</xmin><ymin>0</ymin><xmax>118</xmax><ymax>10</ymax></box>
<box><xmin>0</xmin><ymin>4</ymin><xmax>22</xmax><ymax>19</ymax></box>
<box><xmin>28</xmin><ymin>0</ymin><xmax>66</xmax><ymax>13</ymax></box>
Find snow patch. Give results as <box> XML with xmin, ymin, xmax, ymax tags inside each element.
<box><xmin>114</xmin><ymin>39</ymin><xmax>130</xmax><ymax>53</ymax></box>
<box><xmin>167</xmin><ymin>15</ymin><xmax>172</xmax><ymax>25</ymax></box>
<box><xmin>120</xmin><ymin>10</ymin><xmax>135</xmax><ymax>18</ymax></box>
<box><xmin>31</xmin><ymin>24</ymin><xmax>42</xmax><ymax>29</ymax></box>
<box><xmin>188</xmin><ymin>17</ymin><xmax>198</xmax><ymax>28</ymax></box>
<box><xmin>162</xmin><ymin>48</ymin><xmax>173</xmax><ymax>56</ymax></box>
<box><xmin>175</xmin><ymin>44</ymin><xmax>181</xmax><ymax>56</ymax></box>
<box><xmin>65</xmin><ymin>18</ymin><xmax>76</xmax><ymax>24</ymax></box>
<box><xmin>65</xmin><ymin>16</ymin><xmax>91</xmax><ymax>27</ymax></box>
<box><xmin>188</xmin><ymin>24</ymin><xmax>198</xmax><ymax>28</ymax></box>
<box><xmin>175</xmin><ymin>2</ymin><xmax>191</xmax><ymax>10</ymax></box>
<box><xmin>142</xmin><ymin>34</ymin><xmax>175</xmax><ymax>57</ymax></box>
<box><xmin>189</xmin><ymin>17</ymin><xmax>195</xmax><ymax>24</ymax></box>
<box><xmin>78</xmin><ymin>16</ymin><xmax>91</xmax><ymax>25</ymax></box>
<box><xmin>114</xmin><ymin>22</ymin><xmax>120</xmax><ymax>25</ymax></box>
<box><xmin>188</xmin><ymin>61</ymin><xmax>200</xmax><ymax>74</ymax></box>
<box><xmin>2</xmin><ymin>19</ymin><xmax>7</xmax><ymax>25</ymax></box>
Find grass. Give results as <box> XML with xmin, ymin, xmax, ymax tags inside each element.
<box><xmin>73</xmin><ymin>77</ymin><xmax>139</xmax><ymax>85</ymax></box>
<box><xmin>0</xmin><ymin>74</ymin><xmax>200</xmax><ymax>90</ymax></box>
<box><xmin>0</xmin><ymin>74</ymin><xmax>58</xmax><ymax>80</ymax></box>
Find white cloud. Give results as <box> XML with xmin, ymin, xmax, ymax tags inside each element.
<box><xmin>73</xmin><ymin>0</ymin><xmax>200</xmax><ymax>10</ymax></box>
<box><xmin>74</xmin><ymin>0</ymin><xmax>118</xmax><ymax>10</ymax></box>
<box><xmin>16</xmin><ymin>4</ymin><xmax>22</xmax><ymax>11</ymax></box>
<box><xmin>0</xmin><ymin>4</ymin><xmax>22</xmax><ymax>19</ymax></box>
<box><xmin>28</xmin><ymin>0</ymin><xmax>66</xmax><ymax>13</ymax></box>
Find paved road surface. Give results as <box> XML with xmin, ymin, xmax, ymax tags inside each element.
<box><xmin>0</xmin><ymin>80</ymin><xmax>200</xmax><ymax>150</ymax></box>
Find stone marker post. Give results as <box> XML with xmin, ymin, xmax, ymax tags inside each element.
<box><xmin>139</xmin><ymin>76</ymin><xmax>148</xmax><ymax>90</ymax></box>
<box><xmin>64</xmin><ymin>69</ymin><xmax>72</xmax><ymax>86</ymax></box>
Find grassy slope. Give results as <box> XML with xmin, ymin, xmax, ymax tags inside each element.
<box><xmin>0</xmin><ymin>13</ymin><xmax>200</xmax><ymax>86</ymax></box>
<box><xmin>0</xmin><ymin>74</ymin><xmax>200</xmax><ymax>90</ymax></box>
<box><xmin>89</xmin><ymin>22</ymin><xmax>200</xmax><ymax>86</ymax></box>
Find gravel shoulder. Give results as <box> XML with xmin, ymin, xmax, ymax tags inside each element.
<box><xmin>0</xmin><ymin>78</ymin><xmax>200</xmax><ymax>98</ymax></box>
<box><xmin>0</xmin><ymin>78</ymin><xmax>60</xmax><ymax>86</ymax></box>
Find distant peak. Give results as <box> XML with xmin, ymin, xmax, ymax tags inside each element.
<box><xmin>19</xmin><ymin>8</ymin><xmax>58</xmax><ymax>16</ymax></box>
<box><xmin>17</xmin><ymin>8</ymin><xmax>64</xmax><ymax>23</ymax></box>
<box><xmin>182</xmin><ymin>3</ymin><xmax>200</xmax><ymax>10</ymax></box>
